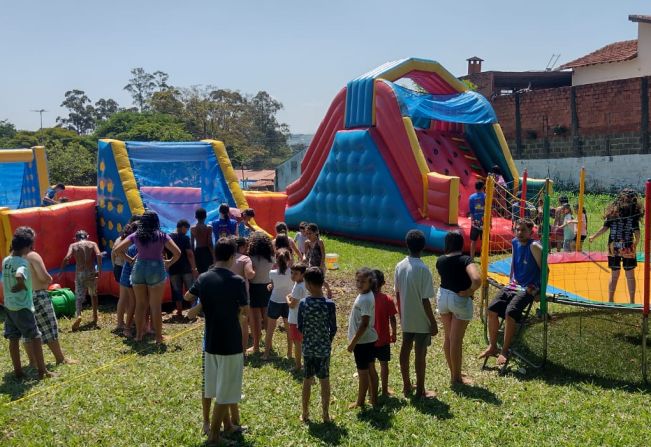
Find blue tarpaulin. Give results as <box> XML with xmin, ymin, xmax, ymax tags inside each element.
<box><xmin>388</xmin><ymin>81</ymin><xmax>498</xmax><ymax>124</ymax></box>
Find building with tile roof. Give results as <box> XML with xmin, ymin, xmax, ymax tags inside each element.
<box><xmin>561</xmin><ymin>15</ymin><xmax>651</xmax><ymax>85</ymax></box>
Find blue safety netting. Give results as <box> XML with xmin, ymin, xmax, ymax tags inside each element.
<box><xmin>388</xmin><ymin>81</ymin><xmax>498</xmax><ymax>124</ymax></box>
<box><xmin>125</xmin><ymin>142</ymin><xmax>236</xmax><ymax>232</ymax></box>
<box><xmin>0</xmin><ymin>162</ymin><xmax>26</xmax><ymax>209</ymax></box>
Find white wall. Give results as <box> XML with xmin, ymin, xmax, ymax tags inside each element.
<box><xmin>572</xmin><ymin>23</ymin><xmax>651</xmax><ymax>86</ymax></box>
<box><xmin>515</xmin><ymin>154</ymin><xmax>651</xmax><ymax>191</ymax></box>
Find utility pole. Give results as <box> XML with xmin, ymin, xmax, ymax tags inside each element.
<box><xmin>31</xmin><ymin>109</ymin><xmax>47</xmax><ymax>130</ymax></box>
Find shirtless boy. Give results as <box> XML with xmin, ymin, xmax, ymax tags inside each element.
<box><xmin>61</xmin><ymin>230</ymin><xmax>102</xmax><ymax>331</ymax></box>
<box><xmin>191</xmin><ymin>208</ymin><xmax>215</xmax><ymax>274</ymax></box>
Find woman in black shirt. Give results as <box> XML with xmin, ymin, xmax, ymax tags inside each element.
<box><xmin>436</xmin><ymin>231</ymin><xmax>481</xmax><ymax>386</ymax></box>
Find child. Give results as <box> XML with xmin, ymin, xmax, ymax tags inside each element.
<box><xmin>231</xmin><ymin>237</ymin><xmax>255</xmax><ymax>351</ymax></box>
<box><xmin>211</xmin><ymin>203</ymin><xmax>238</xmax><ymax>240</ymax></box>
<box><xmin>264</xmin><ymin>249</ymin><xmax>293</xmax><ymax>360</ymax></box>
<box><xmin>191</xmin><ymin>208</ymin><xmax>214</xmax><ymax>274</ymax></box>
<box><xmin>61</xmin><ymin>230</ymin><xmax>102</xmax><ymax>331</ymax></box>
<box><xmin>41</xmin><ymin>182</ymin><xmax>65</xmax><ymax>206</ymax></box>
<box><xmin>347</xmin><ymin>267</ymin><xmax>379</xmax><ymax>408</ymax></box>
<box><xmin>294</xmin><ymin>221</ymin><xmax>309</xmax><ymax>258</ymax></box>
<box><xmin>168</xmin><ymin>219</ymin><xmax>198</xmax><ymax>318</ymax></box>
<box><xmin>20</xmin><ymin>226</ymin><xmax>76</xmax><ymax>365</ymax></box>
<box><xmin>552</xmin><ymin>196</ymin><xmax>570</xmax><ymax>252</ymax></box>
<box><xmin>558</xmin><ymin>203</ymin><xmax>575</xmax><ymax>252</ymax></box>
<box><xmin>2</xmin><ymin>228</ymin><xmax>53</xmax><ymax>379</ymax></box>
<box><xmin>574</xmin><ymin>203</ymin><xmax>588</xmax><ymax>244</ymax></box>
<box><xmin>273</xmin><ymin>222</ymin><xmax>301</xmax><ymax>259</ymax></box>
<box><xmin>239</xmin><ymin>208</ymin><xmax>256</xmax><ymax>239</ymax></box>
<box><xmin>297</xmin><ymin>267</ymin><xmax>337</xmax><ymax>423</ymax></box>
<box><xmin>304</xmin><ymin>223</ymin><xmax>326</xmax><ymax>272</ymax></box>
<box><xmin>468</xmin><ymin>180</ymin><xmax>485</xmax><ymax>258</ymax></box>
<box><xmin>286</xmin><ymin>263</ymin><xmax>307</xmax><ymax>371</ymax></box>
<box><xmin>369</xmin><ymin>269</ymin><xmax>397</xmax><ymax>397</ymax></box>
<box><xmin>119</xmin><ymin>242</ymin><xmax>138</xmax><ymax>337</ymax></box>
<box><xmin>589</xmin><ymin>189</ymin><xmax>644</xmax><ymax>303</ymax></box>
<box><xmin>395</xmin><ymin>230</ymin><xmax>437</xmax><ymax>399</ymax></box>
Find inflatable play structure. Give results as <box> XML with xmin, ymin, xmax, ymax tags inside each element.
<box><xmin>0</xmin><ymin>139</ymin><xmax>285</xmax><ymax>304</ymax></box>
<box><xmin>285</xmin><ymin>58</ymin><xmax>518</xmax><ymax>251</ymax></box>
<box><xmin>0</xmin><ymin>147</ymin><xmax>49</xmax><ymax>209</ymax></box>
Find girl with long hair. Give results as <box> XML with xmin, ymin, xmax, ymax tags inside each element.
<box><xmin>114</xmin><ymin>211</ymin><xmax>181</xmax><ymax>343</ymax></box>
<box><xmin>247</xmin><ymin>231</ymin><xmax>274</xmax><ymax>354</ymax></box>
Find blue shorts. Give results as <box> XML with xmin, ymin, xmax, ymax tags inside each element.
<box><xmin>130</xmin><ymin>259</ymin><xmax>167</xmax><ymax>286</ymax></box>
<box><xmin>267</xmin><ymin>301</ymin><xmax>289</xmax><ymax>319</ymax></box>
<box><xmin>4</xmin><ymin>308</ymin><xmax>41</xmax><ymax>340</ymax></box>
<box><xmin>120</xmin><ymin>262</ymin><xmax>134</xmax><ymax>288</ymax></box>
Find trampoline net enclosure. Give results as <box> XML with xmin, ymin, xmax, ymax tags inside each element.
<box><xmin>126</xmin><ymin>142</ymin><xmax>236</xmax><ymax>232</ymax></box>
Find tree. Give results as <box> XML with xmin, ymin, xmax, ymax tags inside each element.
<box><xmin>150</xmin><ymin>89</ymin><xmax>184</xmax><ymax>116</ymax></box>
<box><xmin>94</xmin><ymin>110</ymin><xmax>193</xmax><ymax>142</ymax></box>
<box><xmin>124</xmin><ymin>68</ymin><xmax>171</xmax><ymax>112</ymax></box>
<box><xmin>56</xmin><ymin>89</ymin><xmax>96</xmax><ymax>135</ymax></box>
<box><xmin>94</xmin><ymin>98</ymin><xmax>120</xmax><ymax>122</ymax></box>
<box><xmin>0</xmin><ymin>119</ymin><xmax>16</xmax><ymax>140</ymax></box>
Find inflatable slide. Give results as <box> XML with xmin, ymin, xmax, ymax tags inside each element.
<box><xmin>285</xmin><ymin>58</ymin><xmax>517</xmax><ymax>251</ymax></box>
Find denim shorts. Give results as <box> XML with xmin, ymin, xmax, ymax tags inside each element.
<box><xmin>4</xmin><ymin>308</ymin><xmax>41</xmax><ymax>340</ymax></box>
<box><xmin>130</xmin><ymin>259</ymin><xmax>167</xmax><ymax>286</ymax></box>
<box><xmin>437</xmin><ymin>288</ymin><xmax>473</xmax><ymax>321</ymax></box>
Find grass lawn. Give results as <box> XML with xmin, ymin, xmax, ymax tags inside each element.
<box><xmin>1</xmin><ymin>192</ymin><xmax>651</xmax><ymax>446</ymax></box>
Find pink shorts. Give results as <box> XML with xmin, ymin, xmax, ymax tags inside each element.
<box><xmin>289</xmin><ymin>323</ymin><xmax>303</xmax><ymax>342</ymax></box>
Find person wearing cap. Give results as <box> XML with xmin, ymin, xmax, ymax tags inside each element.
<box><xmin>60</xmin><ymin>230</ymin><xmax>103</xmax><ymax>331</ymax></box>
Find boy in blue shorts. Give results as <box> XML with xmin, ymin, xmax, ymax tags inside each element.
<box><xmin>3</xmin><ymin>228</ymin><xmax>53</xmax><ymax>379</ymax></box>
<box><xmin>468</xmin><ymin>180</ymin><xmax>485</xmax><ymax>258</ymax></box>
<box><xmin>297</xmin><ymin>267</ymin><xmax>337</xmax><ymax>423</ymax></box>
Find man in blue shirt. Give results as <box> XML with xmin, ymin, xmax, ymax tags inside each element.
<box><xmin>211</xmin><ymin>203</ymin><xmax>238</xmax><ymax>240</ymax></box>
<box><xmin>468</xmin><ymin>180</ymin><xmax>486</xmax><ymax>258</ymax></box>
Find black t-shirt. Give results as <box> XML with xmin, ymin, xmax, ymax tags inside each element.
<box><xmin>168</xmin><ymin>232</ymin><xmax>191</xmax><ymax>275</ymax></box>
<box><xmin>436</xmin><ymin>254</ymin><xmax>473</xmax><ymax>293</ymax></box>
<box><xmin>604</xmin><ymin>210</ymin><xmax>641</xmax><ymax>253</ymax></box>
<box><xmin>189</xmin><ymin>268</ymin><xmax>247</xmax><ymax>355</ymax></box>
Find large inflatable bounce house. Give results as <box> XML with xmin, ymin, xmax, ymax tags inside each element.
<box><xmin>0</xmin><ymin>146</ymin><xmax>49</xmax><ymax>209</ymax></box>
<box><xmin>285</xmin><ymin>58</ymin><xmax>520</xmax><ymax>251</ymax></box>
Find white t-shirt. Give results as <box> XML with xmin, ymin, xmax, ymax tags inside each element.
<box><xmin>294</xmin><ymin>233</ymin><xmax>308</xmax><ymax>255</ymax></box>
<box><xmin>269</xmin><ymin>269</ymin><xmax>293</xmax><ymax>304</ymax></box>
<box><xmin>287</xmin><ymin>281</ymin><xmax>307</xmax><ymax>324</ymax></box>
<box><xmin>347</xmin><ymin>291</ymin><xmax>378</xmax><ymax>344</ymax></box>
<box><xmin>394</xmin><ymin>256</ymin><xmax>435</xmax><ymax>334</ymax></box>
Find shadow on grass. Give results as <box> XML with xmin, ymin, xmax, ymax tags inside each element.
<box><xmin>409</xmin><ymin>395</ymin><xmax>453</xmax><ymax>419</ymax></box>
<box><xmin>120</xmin><ymin>337</ymin><xmax>184</xmax><ymax>356</ymax></box>
<box><xmin>451</xmin><ymin>383</ymin><xmax>502</xmax><ymax>405</ymax></box>
<box><xmin>0</xmin><ymin>371</ymin><xmax>39</xmax><ymax>401</ymax></box>
<box><xmin>308</xmin><ymin>420</ymin><xmax>348</xmax><ymax>446</ymax></box>
<box><xmin>356</xmin><ymin>395</ymin><xmax>405</xmax><ymax>430</ymax></box>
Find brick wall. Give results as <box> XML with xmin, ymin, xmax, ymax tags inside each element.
<box><xmin>491</xmin><ymin>77</ymin><xmax>651</xmax><ymax>158</ymax></box>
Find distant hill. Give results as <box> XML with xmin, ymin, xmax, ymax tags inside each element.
<box><xmin>288</xmin><ymin>134</ymin><xmax>314</xmax><ymax>147</ymax></box>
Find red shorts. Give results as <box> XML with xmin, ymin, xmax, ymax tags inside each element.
<box><xmin>288</xmin><ymin>323</ymin><xmax>303</xmax><ymax>342</ymax></box>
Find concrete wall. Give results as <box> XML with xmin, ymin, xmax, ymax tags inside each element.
<box><xmin>275</xmin><ymin>148</ymin><xmax>307</xmax><ymax>191</ymax></box>
<box><xmin>515</xmin><ymin>153</ymin><xmax>651</xmax><ymax>191</ymax></box>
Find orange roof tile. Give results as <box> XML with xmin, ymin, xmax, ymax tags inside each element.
<box><xmin>560</xmin><ymin>40</ymin><xmax>637</xmax><ymax>69</ymax></box>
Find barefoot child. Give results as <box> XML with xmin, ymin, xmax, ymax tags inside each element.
<box><xmin>395</xmin><ymin>230</ymin><xmax>438</xmax><ymax>399</ymax></box>
<box><xmin>297</xmin><ymin>267</ymin><xmax>337</xmax><ymax>423</ymax></box>
<box><xmin>61</xmin><ymin>230</ymin><xmax>102</xmax><ymax>331</ymax></box>
<box><xmin>20</xmin><ymin>227</ymin><xmax>75</xmax><ymax>365</ymax></box>
<box><xmin>287</xmin><ymin>263</ymin><xmax>307</xmax><ymax>371</ymax></box>
<box><xmin>294</xmin><ymin>222</ymin><xmax>309</xmax><ymax>258</ymax></box>
<box><xmin>370</xmin><ymin>269</ymin><xmax>397</xmax><ymax>397</ymax></box>
<box><xmin>264</xmin><ymin>249</ymin><xmax>293</xmax><ymax>360</ymax></box>
<box><xmin>3</xmin><ymin>228</ymin><xmax>53</xmax><ymax>379</ymax></box>
<box><xmin>347</xmin><ymin>267</ymin><xmax>379</xmax><ymax>408</ymax></box>
<box><xmin>191</xmin><ymin>208</ymin><xmax>214</xmax><ymax>274</ymax></box>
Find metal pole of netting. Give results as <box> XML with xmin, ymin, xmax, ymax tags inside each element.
<box><xmin>642</xmin><ymin>179</ymin><xmax>650</xmax><ymax>382</ymax></box>
<box><xmin>575</xmin><ymin>166</ymin><xmax>585</xmax><ymax>252</ymax></box>
<box><xmin>480</xmin><ymin>175</ymin><xmax>495</xmax><ymax>342</ymax></box>
<box><xmin>540</xmin><ymin>179</ymin><xmax>552</xmax><ymax>365</ymax></box>
<box><xmin>520</xmin><ymin>169</ymin><xmax>528</xmax><ymax>219</ymax></box>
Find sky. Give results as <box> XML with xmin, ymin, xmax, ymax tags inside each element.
<box><xmin>0</xmin><ymin>1</ymin><xmax>648</xmax><ymax>134</ymax></box>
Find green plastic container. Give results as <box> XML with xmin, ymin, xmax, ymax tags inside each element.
<box><xmin>49</xmin><ymin>288</ymin><xmax>76</xmax><ymax>318</ymax></box>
